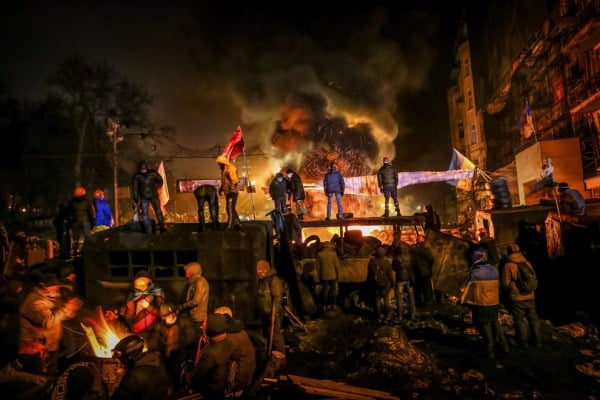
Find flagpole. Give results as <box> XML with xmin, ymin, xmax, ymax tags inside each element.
<box><xmin>242</xmin><ymin>149</ymin><xmax>256</xmax><ymax>220</ymax></box>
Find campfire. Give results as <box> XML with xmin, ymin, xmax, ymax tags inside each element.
<box><xmin>81</xmin><ymin>306</ymin><xmax>127</xmax><ymax>358</ymax></box>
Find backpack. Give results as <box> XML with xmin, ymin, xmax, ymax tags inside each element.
<box><xmin>372</xmin><ymin>262</ymin><xmax>388</xmax><ymax>287</ymax></box>
<box><xmin>515</xmin><ymin>261</ymin><xmax>538</xmax><ymax>292</ymax></box>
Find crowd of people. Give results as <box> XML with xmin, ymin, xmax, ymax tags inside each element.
<box><xmin>0</xmin><ymin>257</ymin><xmax>288</xmax><ymax>399</ymax></box>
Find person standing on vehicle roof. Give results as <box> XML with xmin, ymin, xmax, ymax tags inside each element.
<box><xmin>132</xmin><ymin>161</ymin><xmax>166</xmax><ymax>233</ymax></box>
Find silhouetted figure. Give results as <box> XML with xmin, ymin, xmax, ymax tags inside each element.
<box><xmin>286</xmin><ymin>168</ymin><xmax>306</xmax><ymax>220</ymax></box>
<box><xmin>132</xmin><ymin>161</ymin><xmax>166</xmax><ymax>233</ymax></box>
<box><xmin>377</xmin><ymin>156</ymin><xmax>400</xmax><ymax>217</ymax></box>
<box><xmin>194</xmin><ymin>184</ymin><xmax>219</xmax><ymax>231</ymax></box>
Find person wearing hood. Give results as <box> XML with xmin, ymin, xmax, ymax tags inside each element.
<box><xmin>460</xmin><ymin>247</ymin><xmax>509</xmax><ymax>359</ymax></box>
<box><xmin>323</xmin><ymin>162</ymin><xmax>345</xmax><ymax>220</ymax></box>
<box><xmin>501</xmin><ymin>244</ymin><xmax>542</xmax><ymax>348</ymax></box>
<box><xmin>216</xmin><ymin>155</ymin><xmax>241</xmax><ymax>230</ymax></box>
<box><xmin>92</xmin><ymin>189</ymin><xmax>114</xmax><ymax>231</ymax></box>
<box><xmin>256</xmin><ymin>260</ymin><xmax>286</xmax><ymax>359</ymax></box>
<box><xmin>18</xmin><ymin>273</ymin><xmax>82</xmax><ymax>376</ymax></box>
<box><xmin>286</xmin><ymin>168</ymin><xmax>306</xmax><ymax>220</ymax></box>
<box><xmin>377</xmin><ymin>156</ymin><xmax>401</xmax><ymax>217</ymax></box>
<box><xmin>132</xmin><ymin>161</ymin><xmax>166</xmax><ymax>233</ymax></box>
<box><xmin>315</xmin><ymin>241</ymin><xmax>341</xmax><ymax>312</ymax></box>
<box><xmin>177</xmin><ymin>262</ymin><xmax>210</xmax><ymax>340</ymax></box>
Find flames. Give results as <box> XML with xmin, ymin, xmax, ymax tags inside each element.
<box><xmin>81</xmin><ymin>307</ymin><xmax>127</xmax><ymax>358</ymax></box>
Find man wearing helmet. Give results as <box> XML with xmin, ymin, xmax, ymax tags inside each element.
<box><xmin>132</xmin><ymin>161</ymin><xmax>166</xmax><ymax>233</ymax></box>
<box><xmin>460</xmin><ymin>246</ymin><xmax>509</xmax><ymax>359</ymax></box>
<box><xmin>377</xmin><ymin>156</ymin><xmax>401</xmax><ymax>217</ymax></box>
<box><xmin>110</xmin><ymin>335</ymin><xmax>172</xmax><ymax>400</ymax></box>
<box><xmin>66</xmin><ymin>186</ymin><xmax>95</xmax><ymax>257</ymax></box>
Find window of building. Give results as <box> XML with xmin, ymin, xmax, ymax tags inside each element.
<box><xmin>470</xmin><ymin>124</ymin><xmax>477</xmax><ymax>145</ymax></box>
<box><xmin>464</xmin><ymin>57</ymin><xmax>470</xmax><ymax>77</ymax></box>
<box><xmin>458</xmin><ymin>122</ymin><xmax>464</xmax><ymax>140</ymax></box>
<box><xmin>467</xmin><ymin>90</ymin><xmax>473</xmax><ymax>110</ymax></box>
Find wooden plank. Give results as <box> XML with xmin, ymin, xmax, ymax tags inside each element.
<box><xmin>287</xmin><ymin>374</ymin><xmax>400</xmax><ymax>400</ymax></box>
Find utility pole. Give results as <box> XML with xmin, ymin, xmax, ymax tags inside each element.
<box><xmin>106</xmin><ymin>119</ymin><xmax>123</xmax><ymax>225</ymax></box>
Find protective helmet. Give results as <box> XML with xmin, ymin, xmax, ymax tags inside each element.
<box><xmin>214</xmin><ymin>306</ymin><xmax>233</xmax><ymax>318</ymax></box>
<box><xmin>470</xmin><ymin>247</ymin><xmax>488</xmax><ymax>264</ymax></box>
<box><xmin>112</xmin><ymin>335</ymin><xmax>144</xmax><ymax>364</ymax></box>
<box><xmin>74</xmin><ymin>186</ymin><xmax>86</xmax><ymax>197</ymax></box>
<box><xmin>382</xmin><ymin>156</ymin><xmax>390</xmax><ymax>164</ymax></box>
<box><xmin>256</xmin><ymin>260</ymin><xmax>270</xmax><ymax>274</ymax></box>
<box><xmin>133</xmin><ymin>270</ymin><xmax>152</xmax><ymax>292</ymax></box>
<box><xmin>94</xmin><ymin>189</ymin><xmax>104</xmax><ymax>199</ymax></box>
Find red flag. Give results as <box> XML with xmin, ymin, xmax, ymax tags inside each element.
<box><xmin>222</xmin><ymin>125</ymin><xmax>245</xmax><ymax>161</ymax></box>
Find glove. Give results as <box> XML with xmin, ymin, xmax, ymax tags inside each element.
<box><xmin>175</xmin><ymin>304</ymin><xmax>185</xmax><ymax>314</ymax></box>
<box><xmin>341</xmin><ymin>191</ymin><xmax>344</xmax><ymax>196</ymax></box>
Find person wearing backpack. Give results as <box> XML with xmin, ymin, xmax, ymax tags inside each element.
<box><xmin>501</xmin><ymin>243</ymin><xmax>542</xmax><ymax>349</ymax></box>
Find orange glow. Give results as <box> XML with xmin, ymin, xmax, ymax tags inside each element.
<box><xmin>82</xmin><ymin>307</ymin><xmax>127</xmax><ymax>358</ymax></box>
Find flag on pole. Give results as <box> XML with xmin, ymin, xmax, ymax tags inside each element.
<box><xmin>222</xmin><ymin>125</ymin><xmax>245</xmax><ymax>161</ymax></box>
<box><xmin>157</xmin><ymin>160</ymin><xmax>169</xmax><ymax>214</ymax></box>
<box><xmin>516</xmin><ymin>102</ymin><xmax>535</xmax><ymax>139</ymax></box>
<box><xmin>447</xmin><ymin>148</ymin><xmax>476</xmax><ymax>191</ymax></box>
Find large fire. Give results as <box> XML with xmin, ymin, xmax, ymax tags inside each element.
<box><xmin>81</xmin><ymin>307</ymin><xmax>127</xmax><ymax>358</ymax></box>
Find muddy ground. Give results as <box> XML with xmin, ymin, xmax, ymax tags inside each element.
<box><xmin>270</xmin><ymin>302</ymin><xmax>600</xmax><ymax>400</ymax></box>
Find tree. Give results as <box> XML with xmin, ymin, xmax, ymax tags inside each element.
<box><xmin>46</xmin><ymin>54</ymin><xmax>160</xmax><ymax>186</ymax></box>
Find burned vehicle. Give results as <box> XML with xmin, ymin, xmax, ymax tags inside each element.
<box><xmin>81</xmin><ymin>220</ymin><xmax>275</xmax><ymax>325</ymax></box>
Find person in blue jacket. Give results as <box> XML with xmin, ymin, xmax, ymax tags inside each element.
<box><xmin>93</xmin><ymin>189</ymin><xmax>114</xmax><ymax>231</ymax></box>
<box><xmin>323</xmin><ymin>163</ymin><xmax>345</xmax><ymax>220</ymax></box>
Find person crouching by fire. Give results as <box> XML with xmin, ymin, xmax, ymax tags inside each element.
<box><xmin>18</xmin><ymin>273</ymin><xmax>82</xmax><ymax>376</ymax></box>
<box><xmin>124</xmin><ymin>270</ymin><xmax>165</xmax><ymax>353</ymax></box>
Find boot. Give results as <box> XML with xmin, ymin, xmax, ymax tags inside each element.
<box><xmin>381</xmin><ymin>208</ymin><xmax>389</xmax><ymax>218</ymax></box>
<box><xmin>395</xmin><ymin>202</ymin><xmax>401</xmax><ymax>216</ymax></box>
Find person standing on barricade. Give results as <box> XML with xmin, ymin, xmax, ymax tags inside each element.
<box><xmin>132</xmin><ymin>161</ymin><xmax>166</xmax><ymax>233</ymax></box>
<box><xmin>377</xmin><ymin>156</ymin><xmax>401</xmax><ymax>217</ymax></box>
<box><xmin>286</xmin><ymin>168</ymin><xmax>306</xmax><ymax>220</ymax></box>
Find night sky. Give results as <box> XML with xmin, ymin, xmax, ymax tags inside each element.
<box><xmin>1</xmin><ymin>1</ymin><xmax>464</xmax><ymax>211</ymax></box>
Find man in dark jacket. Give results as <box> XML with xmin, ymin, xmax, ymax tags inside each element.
<box><xmin>367</xmin><ymin>246</ymin><xmax>395</xmax><ymax>322</ymax></box>
<box><xmin>187</xmin><ymin>313</ymin><xmax>239</xmax><ymax>399</ymax></box>
<box><xmin>110</xmin><ymin>335</ymin><xmax>172</xmax><ymax>400</ymax></box>
<box><xmin>286</xmin><ymin>168</ymin><xmax>306</xmax><ymax>220</ymax></box>
<box><xmin>377</xmin><ymin>157</ymin><xmax>400</xmax><ymax>217</ymax></box>
<box><xmin>67</xmin><ymin>186</ymin><xmax>95</xmax><ymax>257</ymax></box>
<box><xmin>412</xmin><ymin>237</ymin><xmax>435</xmax><ymax>307</ymax></box>
<box><xmin>323</xmin><ymin>163</ymin><xmax>345</xmax><ymax>220</ymax></box>
<box><xmin>193</xmin><ymin>184</ymin><xmax>219</xmax><ymax>231</ymax></box>
<box><xmin>557</xmin><ymin>181</ymin><xmax>586</xmax><ymax>216</ymax></box>
<box><xmin>132</xmin><ymin>161</ymin><xmax>166</xmax><ymax>233</ymax></box>
<box><xmin>269</xmin><ymin>172</ymin><xmax>289</xmax><ymax>213</ymax></box>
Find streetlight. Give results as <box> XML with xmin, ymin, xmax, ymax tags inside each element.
<box><xmin>106</xmin><ymin>118</ymin><xmax>124</xmax><ymax>225</ymax></box>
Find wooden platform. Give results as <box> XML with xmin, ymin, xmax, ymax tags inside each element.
<box><xmin>300</xmin><ymin>214</ymin><xmax>424</xmax><ymax>229</ymax></box>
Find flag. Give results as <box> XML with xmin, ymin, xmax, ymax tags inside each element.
<box><xmin>448</xmin><ymin>148</ymin><xmax>476</xmax><ymax>171</ymax></box>
<box><xmin>222</xmin><ymin>125</ymin><xmax>245</xmax><ymax>161</ymax></box>
<box><xmin>157</xmin><ymin>160</ymin><xmax>169</xmax><ymax>214</ymax></box>
<box><xmin>516</xmin><ymin>102</ymin><xmax>535</xmax><ymax>139</ymax></box>
<box><xmin>447</xmin><ymin>148</ymin><xmax>476</xmax><ymax>191</ymax></box>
